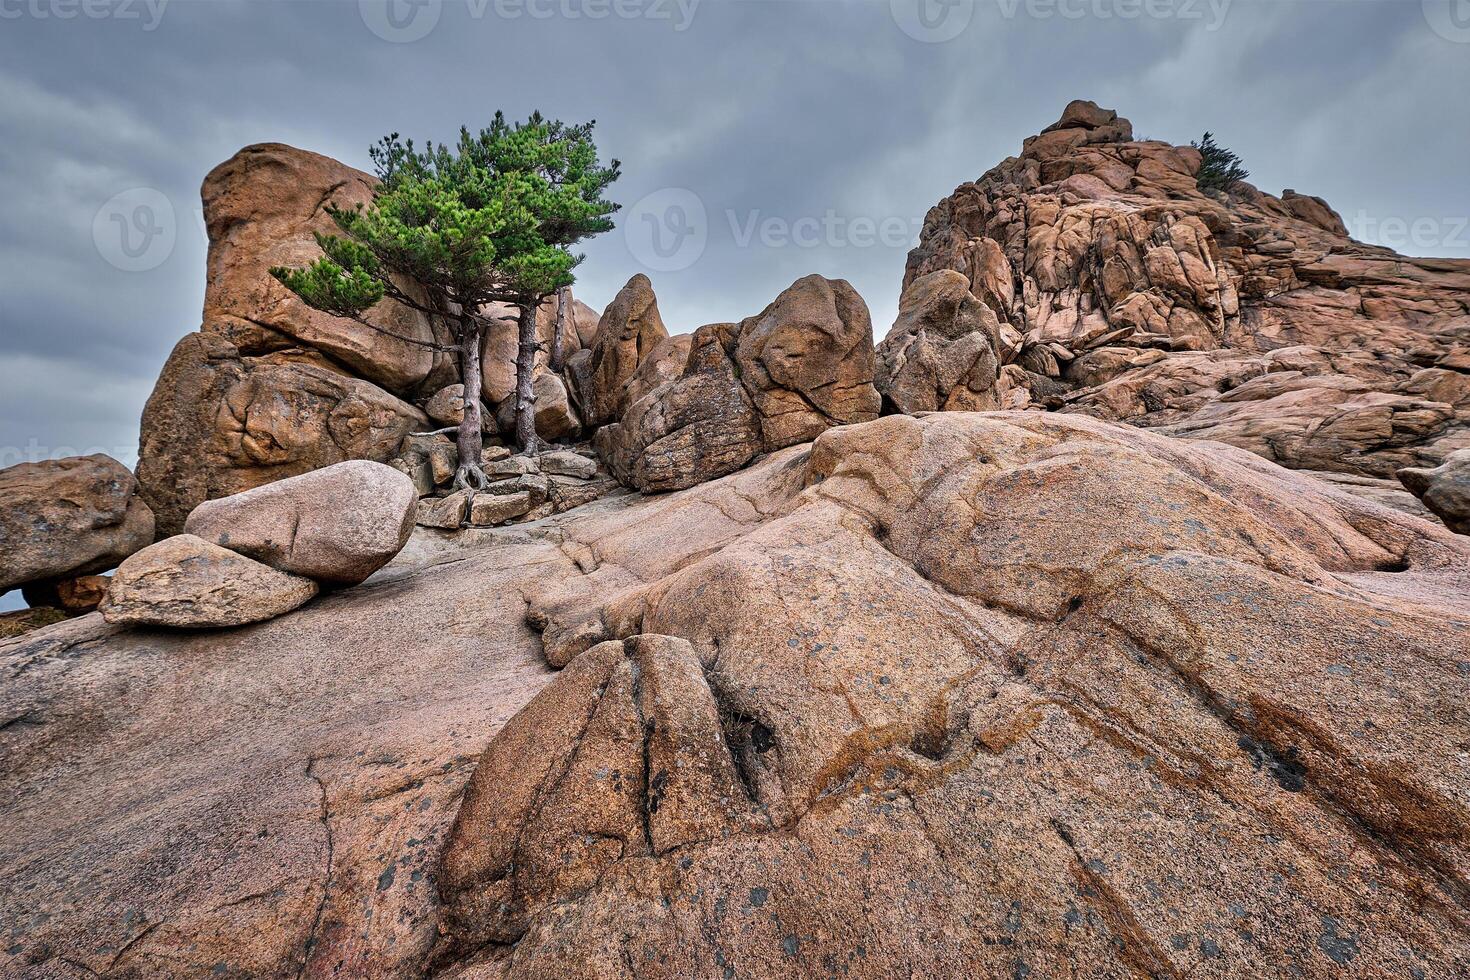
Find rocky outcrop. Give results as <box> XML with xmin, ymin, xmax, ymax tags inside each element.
<box><xmin>876</xmin><ymin>269</ymin><xmax>1002</xmax><ymax>413</ymax></box>
<box><xmin>100</xmin><ymin>534</ymin><xmax>319</xmax><ymax>628</ymax></box>
<box><xmin>136</xmin><ymin>144</ymin><xmax>599</xmax><ymax>537</ymax></box>
<box><xmin>596</xmin><ymin>324</ymin><xmax>763</xmax><ymax>492</ymax></box>
<box><xmin>597</xmin><ymin>275</ymin><xmax>880</xmax><ymax>492</ymax></box>
<box><xmin>0</xmin><ymin>454</ymin><xmax>154</xmax><ymax>594</ymax></box>
<box><xmin>577</xmin><ymin>274</ymin><xmax>670</xmax><ymax>428</ymax></box>
<box><xmin>7</xmin><ymin>410</ymin><xmax>1470</xmax><ymax>976</ymax></box>
<box><xmin>199</xmin><ymin>143</ymin><xmax>455</xmax><ymax>395</ymax></box>
<box><xmin>904</xmin><ymin>99</ymin><xmax>1470</xmax><ymax>478</ymax></box>
<box><xmin>1399</xmin><ymin>448</ymin><xmax>1470</xmax><ymax>532</ymax></box>
<box><xmin>183</xmin><ymin>460</ymin><xmax>417</xmax><ymax>585</ymax></box>
<box><xmin>733</xmin><ymin>273</ymin><xmax>882</xmax><ymax>448</ymax></box>
<box><xmin>137</xmin><ymin>333</ymin><xmax>427</xmax><ymax>536</ymax></box>
<box><xmin>443</xmin><ymin>410</ymin><xmax>1470</xmax><ymax>977</ymax></box>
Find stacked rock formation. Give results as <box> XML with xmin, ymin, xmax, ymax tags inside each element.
<box><xmin>595</xmin><ymin>273</ymin><xmax>882</xmax><ymax>491</ymax></box>
<box><xmin>101</xmin><ymin>460</ymin><xmax>416</xmax><ymax>627</ymax></box>
<box><xmin>134</xmin><ymin>143</ymin><xmax>600</xmax><ymax>536</ymax></box>
<box><xmin>5</xmin><ymin>101</ymin><xmax>1470</xmax><ymax>977</ymax></box>
<box><xmin>903</xmin><ymin>99</ymin><xmax>1470</xmax><ymax>479</ymax></box>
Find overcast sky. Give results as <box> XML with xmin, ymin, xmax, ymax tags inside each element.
<box><xmin>2</xmin><ymin>0</ymin><xmax>1468</xmax><ymax>471</ymax></box>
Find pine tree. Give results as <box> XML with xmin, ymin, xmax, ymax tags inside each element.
<box><xmin>270</xmin><ymin>115</ymin><xmax>619</xmax><ymax>488</ymax></box>
<box><xmin>1191</xmin><ymin>132</ymin><xmax>1250</xmax><ymax>193</ymax></box>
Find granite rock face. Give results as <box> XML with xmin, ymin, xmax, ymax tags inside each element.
<box><xmin>876</xmin><ymin>269</ymin><xmax>1002</xmax><ymax>414</ymax></box>
<box><xmin>598</xmin><ymin>275</ymin><xmax>881</xmax><ymax>492</ymax></box>
<box><xmin>0</xmin><ymin>454</ymin><xmax>154</xmax><ymax>594</ymax></box>
<box><xmin>136</xmin><ymin>143</ymin><xmax>598</xmax><ymax>537</ymax></box>
<box><xmin>442</xmin><ymin>411</ymin><xmax>1470</xmax><ymax>978</ymax></box>
<box><xmin>137</xmin><ymin>333</ymin><xmax>427</xmax><ymax>536</ymax></box>
<box><xmin>7</xmin><ymin>411</ymin><xmax>1470</xmax><ymax>976</ymax></box>
<box><xmin>904</xmin><ymin>99</ymin><xmax>1470</xmax><ymax>478</ymax></box>
<box><xmin>577</xmin><ymin>274</ymin><xmax>671</xmax><ymax>429</ymax></box>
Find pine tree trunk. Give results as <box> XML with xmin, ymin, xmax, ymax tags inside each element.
<box><xmin>514</xmin><ymin>302</ymin><xmax>542</xmax><ymax>455</ymax></box>
<box><xmin>457</xmin><ymin>319</ymin><xmax>485</xmax><ymax>478</ymax></box>
<box><xmin>549</xmin><ymin>286</ymin><xmax>569</xmax><ymax>373</ymax></box>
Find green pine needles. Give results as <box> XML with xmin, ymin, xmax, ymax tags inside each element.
<box><xmin>1191</xmin><ymin>132</ymin><xmax>1250</xmax><ymax>193</ymax></box>
<box><xmin>269</xmin><ymin>113</ymin><xmax>620</xmax><ymax>473</ymax></box>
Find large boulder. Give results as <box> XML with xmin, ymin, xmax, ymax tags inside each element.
<box><xmin>100</xmin><ymin>534</ymin><xmax>318</xmax><ymax>628</ymax></box>
<box><xmin>733</xmin><ymin>274</ymin><xmax>882</xmax><ymax>449</ymax></box>
<box><xmin>580</xmin><ymin>274</ymin><xmax>670</xmax><ymax>428</ymax></box>
<box><xmin>136</xmin><ymin>334</ymin><xmax>428</xmax><ymax>536</ymax></box>
<box><xmin>0</xmin><ymin>454</ymin><xmax>154</xmax><ymax>594</ymax></box>
<box><xmin>597</xmin><ymin>324</ymin><xmax>763</xmax><ymax>493</ymax></box>
<box><xmin>1399</xmin><ymin>448</ymin><xmax>1470</xmax><ymax>533</ymax></box>
<box><xmin>199</xmin><ymin>143</ymin><xmax>454</xmax><ymax>396</ymax></box>
<box><xmin>902</xmin><ymin>100</ymin><xmax>1470</xmax><ymax>478</ymax></box>
<box><xmin>876</xmin><ymin>269</ymin><xmax>1002</xmax><ymax>413</ymax></box>
<box><xmin>182</xmin><ymin>460</ymin><xmax>417</xmax><ymax>585</ymax></box>
<box><xmin>598</xmin><ymin>276</ymin><xmax>881</xmax><ymax>493</ymax></box>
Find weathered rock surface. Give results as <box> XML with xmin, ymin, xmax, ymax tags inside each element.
<box><xmin>444</xmin><ymin>411</ymin><xmax>1470</xmax><ymax>978</ymax></box>
<box><xmin>905</xmin><ymin>99</ymin><xmax>1470</xmax><ymax>478</ymax></box>
<box><xmin>137</xmin><ymin>334</ymin><xmax>428</xmax><ymax>536</ymax></box>
<box><xmin>876</xmin><ymin>269</ymin><xmax>1002</xmax><ymax>413</ymax></box>
<box><xmin>578</xmin><ymin>274</ymin><xmax>671</xmax><ymax>428</ymax></box>
<box><xmin>597</xmin><ymin>324</ymin><xmax>763</xmax><ymax>493</ymax></box>
<box><xmin>1399</xmin><ymin>448</ymin><xmax>1470</xmax><ymax>533</ymax></box>
<box><xmin>199</xmin><ymin>143</ymin><xmax>454</xmax><ymax>396</ymax></box>
<box><xmin>620</xmin><ymin>332</ymin><xmax>693</xmax><ymax>411</ymax></box>
<box><xmin>598</xmin><ymin>275</ymin><xmax>880</xmax><ymax>492</ymax></box>
<box><xmin>183</xmin><ymin>460</ymin><xmax>417</xmax><ymax>585</ymax></box>
<box><xmin>7</xmin><ymin>412</ymin><xmax>1470</xmax><ymax>976</ymax></box>
<box><xmin>100</xmin><ymin>534</ymin><xmax>319</xmax><ymax>628</ymax></box>
<box><xmin>0</xmin><ymin>449</ymin><xmax>786</xmax><ymax>977</ymax></box>
<box><xmin>0</xmin><ymin>454</ymin><xmax>154</xmax><ymax>594</ymax></box>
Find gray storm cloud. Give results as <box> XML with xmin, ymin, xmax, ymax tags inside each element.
<box><xmin>2</xmin><ymin>0</ymin><xmax>1467</xmax><ymax>470</ymax></box>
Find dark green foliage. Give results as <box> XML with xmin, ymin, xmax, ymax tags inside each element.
<box><xmin>1191</xmin><ymin>132</ymin><xmax>1249</xmax><ymax>193</ymax></box>
<box><xmin>270</xmin><ymin>112</ymin><xmax>620</xmax><ymax>324</ymax></box>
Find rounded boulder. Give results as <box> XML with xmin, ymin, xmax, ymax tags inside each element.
<box><xmin>183</xmin><ymin>460</ymin><xmax>417</xmax><ymax>585</ymax></box>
